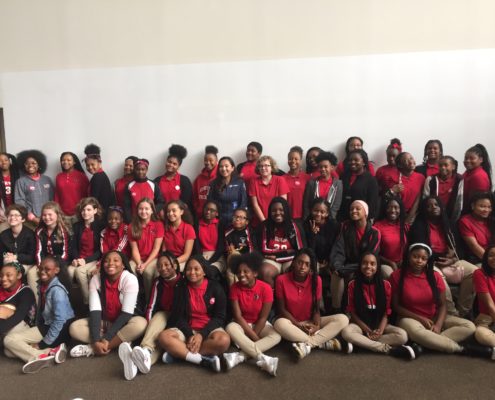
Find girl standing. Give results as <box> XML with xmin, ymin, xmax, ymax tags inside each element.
<box><xmin>193</xmin><ymin>145</ymin><xmax>219</xmax><ymax>218</ymax></box>
<box><xmin>162</xmin><ymin>200</ymin><xmax>196</xmax><ymax>271</ymax></box>
<box><xmin>69</xmin><ymin>251</ymin><xmax>147</xmax><ymax>380</ymax></box>
<box><xmin>84</xmin><ymin>144</ymin><xmax>114</xmax><ymax>213</ymax></box>
<box><xmin>0</xmin><ymin>153</ymin><xmax>19</xmax><ymax>230</ymax></box>
<box><xmin>158</xmin><ymin>255</ymin><xmax>230</xmax><ymax>372</ymax></box>
<box><xmin>70</xmin><ymin>197</ymin><xmax>105</xmax><ymax>305</ymax></box>
<box><xmin>4</xmin><ymin>256</ymin><xmax>73</xmax><ymax>373</ymax></box>
<box><xmin>284</xmin><ymin>146</ymin><xmax>310</xmax><ymax>220</ymax></box>
<box><xmin>0</xmin><ymin>205</ymin><xmax>37</xmax><ymax>293</ymax></box>
<box><xmin>305</xmin><ymin>147</ymin><xmax>323</xmax><ymax>179</ymax></box>
<box><xmin>274</xmin><ymin>249</ymin><xmax>349</xmax><ymax>359</ymax></box>
<box><xmin>14</xmin><ymin>150</ymin><xmax>54</xmax><ymax>227</ymax></box>
<box><xmin>335</xmin><ymin>136</ymin><xmax>375</xmax><ymax>177</ymax></box>
<box><xmin>341</xmin><ymin>252</ymin><xmax>412</xmax><ymax>357</ymax></box>
<box><xmin>338</xmin><ymin>149</ymin><xmax>379</xmax><ymax>221</ymax></box>
<box><xmin>237</xmin><ymin>141</ymin><xmax>263</xmax><ymax>184</ymax></box>
<box><xmin>54</xmin><ymin>152</ymin><xmax>89</xmax><ymax>220</ymax></box>
<box><xmin>462</xmin><ymin>144</ymin><xmax>492</xmax><ymax>214</ymax></box>
<box><xmin>154</xmin><ymin>144</ymin><xmax>193</xmax><ymax>214</ymax></box>
<box><xmin>224</xmin><ymin>252</ymin><xmax>281</xmax><ymax>376</ymax></box>
<box><xmin>303</xmin><ymin>151</ymin><xmax>342</xmax><ymax>220</ymax></box>
<box><xmin>257</xmin><ymin>197</ymin><xmax>306</xmax><ymax>287</ymax></box>
<box><xmin>248</xmin><ymin>156</ymin><xmax>289</xmax><ymax>227</ymax></box>
<box><xmin>129</xmin><ymin>198</ymin><xmax>164</xmax><ymax>299</ymax></box>
<box><xmin>391</xmin><ymin>243</ymin><xmax>475</xmax><ymax>355</ymax></box>
<box><xmin>208</xmin><ymin>156</ymin><xmax>248</xmax><ymax>226</ymax></box>
<box><xmin>114</xmin><ymin>156</ymin><xmax>138</xmax><ymax>208</ymax></box>
<box><xmin>123</xmin><ymin>159</ymin><xmax>164</xmax><ymax>223</ymax></box>
<box><xmin>423</xmin><ymin>156</ymin><xmax>464</xmax><ymax>223</ymax></box>
<box><xmin>375</xmin><ymin>139</ymin><xmax>402</xmax><ymax>196</ymax></box>
<box><xmin>415</xmin><ymin>140</ymin><xmax>443</xmax><ymax>177</ymax></box>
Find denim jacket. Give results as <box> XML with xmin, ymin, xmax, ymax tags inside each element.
<box><xmin>36</xmin><ymin>277</ymin><xmax>75</xmax><ymax>346</ymax></box>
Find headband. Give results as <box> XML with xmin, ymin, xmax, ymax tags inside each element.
<box><xmin>84</xmin><ymin>154</ymin><xmax>102</xmax><ymax>162</ymax></box>
<box><xmin>408</xmin><ymin>243</ymin><xmax>433</xmax><ymax>257</ymax></box>
<box><xmin>135</xmin><ymin>159</ymin><xmax>149</xmax><ymax>168</ymax></box>
<box><xmin>3</xmin><ymin>261</ymin><xmax>25</xmax><ymax>275</ymax></box>
<box><xmin>352</xmin><ymin>200</ymin><xmax>369</xmax><ymax>217</ymax></box>
<box><xmin>108</xmin><ymin>206</ymin><xmax>124</xmax><ymax>215</ymax></box>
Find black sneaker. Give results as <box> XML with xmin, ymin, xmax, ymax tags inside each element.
<box><xmin>462</xmin><ymin>342</ymin><xmax>493</xmax><ymax>359</ymax></box>
<box><xmin>409</xmin><ymin>343</ymin><xmax>423</xmax><ymax>358</ymax></box>
<box><xmin>200</xmin><ymin>355</ymin><xmax>221</xmax><ymax>372</ymax></box>
<box><xmin>389</xmin><ymin>345</ymin><xmax>415</xmax><ymax>360</ymax></box>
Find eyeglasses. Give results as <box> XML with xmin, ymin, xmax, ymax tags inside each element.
<box><xmin>259</xmin><ymin>164</ymin><xmax>271</xmax><ymax>169</ymax></box>
<box><xmin>8</xmin><ymin>214</ymin><xmax>23</xmax><ymax>218</ymax></box>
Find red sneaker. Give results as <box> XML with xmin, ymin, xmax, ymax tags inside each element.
<box><xmin>22</xmin><ymin>353</ymin><xmax>55</xmax><ymax>374</ymax></box>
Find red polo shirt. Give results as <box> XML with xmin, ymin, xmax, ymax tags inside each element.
<box><xmin>458</xmin><ymin>214</ymin><xmax>491</xmax><ymax>249</ymax></box>
<box><xmin>79</xmin><ymin>227</ymin><xmax>95</xmax><ymax>259</ymax></box>
<box><xmin>104</xmin><ymin>275</ymin><xmax>122</xmax><ymax>322</ymax></box>
<box><xmin>239</xmin><ymin>161</ymin><xmax>257</xmax><ymax>183</ymax></box>
<box><xmin>163</xmin><ymin>221</ymin><xmax>196</xmax><ymax>257</ymax></box>
<box><xmin>374</xmin><ymin>220</ymin><xmax>408</xmax><ymax>263</ymax></box>
<box><xmin>198</xmin><ymin>219</ymin><xmax>219</xmax><ymax>252</ymax></box>
<box><xmin>473</xmin><ymin>269</ymin><xmax>495</xmax><ymax>315</ymax></box>
<box><xmin>188</xmin><ymin>278</ymin><xmax>210</xmax><ymax>330</ymax></box>
<box><xmin>347</xmin><ymin>279</ymin><xmax>392</xmax><ymax>315</ymax></box>
<box><xmin>283</xmin><ymin>172</ymin><xmax>310</xmax><ymax>219</ymax></box>
<box><xmin>130</xmin><ymin>220</ymin><xmax>164</xmax><ymax>260</ymax></box>
<box><xmin>375</xmin><ymin>164</ymin><xmax>400</xmax><ymax>193</ymax></box>
<box><xmin>428</xmin><ymin>222</ymin><xmax>448</xmax><ymax>254</ymax></box>
<box><xmin>158</xmin><ymin>173</ymin><xmax>182</xmax><ymax>202</ymax></box>
<box><xmin>230</xmin><ymin>279</ymin><xmax>273</xmax><ymax>324</ymax></box>
<box><xmin>114</xmin><ymin>175</ymin><xmax>133</xmax><ymax>208</ymax></box>
<box><xmin>248</xmin><ymin>175</ymin><xmax>289</xmax><ymax>226</ymax></box>
<box><xmin>399</xmin><ymin>172</ymin><xmax>425</xmax><ymax>212</ymax></box>
<box><xmin>463</xmin><ymin>166</ymin><xmax>491</xmax><ymax>205</ymax></box>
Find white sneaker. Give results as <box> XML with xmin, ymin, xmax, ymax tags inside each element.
<box><xmin>319</xmin><ymin>338</ymin><xmax>342</xmax><ymax>351</ymax></box>
<box><xmin>132</xmin><ymin>346</ymin><xmax>152</xmax><ymax>374</ymax></box>
<box><xmin>119</xmin><ymin>342</ymin><xmax>137</xmax><ymax>381</ymax></box>
<box><xmin>223</xmin><ymin>352</ymin><xmax>245</xmax><ymax>370</ymax></box>
<box><xmin>70</xmin><ymin>344</ymin><xmax>94</xmax><ymax>358</ymax></box>
<box><xmin>292</xmin><ymin>342</ymin><xmax>311</xmax><ymax>360</ymax></box>
<box><xmin>256</xmin><ymin>354</ymin><xmax>278</xmax><ymax>377</ymax></box>
<box><xmin>22</xmin><ymin>353</ymin><xmax>55</xmax><ymax>374</ymax></box>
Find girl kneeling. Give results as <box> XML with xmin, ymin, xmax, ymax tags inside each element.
<box><xmin>158</xmin><ymin>255</ymin><xmax>230</xmax><ymax>372</ymax></box>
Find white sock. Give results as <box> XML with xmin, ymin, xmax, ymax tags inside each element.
<box><xmin>185</xmin><ymin>352</ymin><xmax>202</xmax><ymax>364</ymax></box>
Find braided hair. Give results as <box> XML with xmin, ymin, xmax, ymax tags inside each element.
<box><xmin>265</xmin><ymin>197</ymin><xmax>297</xmax><ymax>245</ymax></box>
<box><xmin>292</xmin><ymin>248</ymin><xmax>319</xmax><ymax>317</ymax></box>
<box><xmin>466</xmin><ymin>144</ymin><xmax>492</xmax><ymax>188</ymax></box>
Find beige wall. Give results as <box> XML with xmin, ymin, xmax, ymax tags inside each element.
<box><xmin>1</xmin><ymin>0</ymin><xmax>495</xmax><ymax>72</ymax></box>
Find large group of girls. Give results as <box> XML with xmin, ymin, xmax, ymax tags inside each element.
<box><xmin>1</xmin><ymin>137</ymin><xmax>495</xmax><ymax>380</ymax></box>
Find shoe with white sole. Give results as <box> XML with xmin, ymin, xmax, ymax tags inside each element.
<box><xmin>51</xmin><ymin>343</ymin><xmax>67</xmax><ymax>364</ymax></box>
<box><xmin>22</xmin><ymin>353</ymin><xmax>55</xmax><ymax>374</ymax></box>
<box><xmin>200</xmin><ymin>355</ymin><xmax>221</xmax><ymax>372</ymax></box>
<box><xmin>132</xmin><ymin>346</ymin><xmax>152</xmax><ymax>374</ymax></box>
<box><xmin>256</xmin><ymin>354</ymin><xmax>278</xmax><ymax>377</ymax></box>
<box><xmin>119</xmin><ymin>342</ymin><xmax>137</xmax><ymax>381</ymax></box>
<box><xmin>223</xmin><ymin>352</ymin><xmax>245</xmax><ymax>370</ymax></box>
<box><xmin>70</xmin><ymin>344</ymin><xmax>94</xmax><ymax>358</ymax></box>
<box><xmin>292</xmin><ymin>342</ymin><xmax>311</xmax><ymax>360</ymax></box>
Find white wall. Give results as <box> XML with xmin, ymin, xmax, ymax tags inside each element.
<box><xmin>1</xmin><ymin>48</ymin><xmax>494</xmax><ymax>182</ymax></box>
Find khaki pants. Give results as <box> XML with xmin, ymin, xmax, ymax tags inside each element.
<box><xmin>330</xmin><ymin>272</ymin><xmax>345</xmax><ymax>309</ymax></box>
<box><xmin>264</xmin><ymin>259</ymin><xmax>292</xmax><ymax>274</ymax></box>
<box><xmin>474</xmin><ymin>313</ymin><xmax>495</xmax><ymax>347</ymax></box>
<box><xmin>202</xmin><ymin>251</ymin><xmax>226</xmax><ymax>273</ymax></box>
<box><xmin>381</xmin><ymin>264</ymin><xmax>394</xmax><ymax>280</ymax></box>
<box><xmin>341</xmin><ymin>323</ymin><xmax>408</xmax><ymax>353</ymax></box>
<box><xmin>70</xmin><ymin>261</ymin><xmax>99</xmax><ymax>305</ymax></box>
<box><xmin>130</xmin><ymin>259</ymin><xmax>158</xmax><ymax>301</ymax></box>
<box><xmin>3</xmin><ymin>325</ymin><xmax>51</xmax><ymax>362</ymax></box>
<box><xmin>69</xmin><ymin>316</ymin><xmax>147</xmax><ymax>344</ymax></box>
<box><xmin>433</xmin><ymin>266</ymin><xmax>458</xmax><ymax>316</ymax></box>
<box><xmin>169</xmin><ymin>327</ymin><xmax>226</xmax><ymax>343</ymax></box>
<box><xmin>273</xmin><ymin>314</ymin><xmax>349</xmax><ymax>348</ymax></box>
<box><xmin>226</xmin><ymin>321</ymin><xmax>281</xmax><ymax>359</ymax></box>
<box><xmin>398</xmin><ymin>315</ymin><xmax>475</xmax><ymax>353</ymax></box>
<box><xmin>141</xmin><ymin>311</ymin><xmax>169</xmax><ymax>365</ymax></box>
<box><xmin>439</xmin><ymin>260</ymin><xmax>478</xmax><ymax>317</ymax></box>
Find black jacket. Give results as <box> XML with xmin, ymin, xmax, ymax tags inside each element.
<box><xmin>339</xmin><ymin>171</ymin><xmax>379</xmax><ymax>221</ymax></box>
<box><xmin>0</xmin><ymin>226</ymin><xmax>36</xmax><ymax>265</ymax></box>
<box><xmin>0</xmin><ymin>285</ymin><xmax>36</xmax><ymax>335</ymax></box>
<box><xmin>169</xmin><ymin>278</ymin><xmax>226</xmax><ymax>339</ymax></box>
<box><xmin>90</xmin><ymin>171</ymin><xmax>115</xmax><ymax>212</ymax></box>
<box><xmin>71</xmin><ymin>219</ymin><xmax>106</xmax><ymax>263</ymax></box>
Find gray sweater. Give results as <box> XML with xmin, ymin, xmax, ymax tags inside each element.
<box><xmin>14</xmin><ymin>174</ymin><xmax>54</xmax><ymax>217</ymax></box>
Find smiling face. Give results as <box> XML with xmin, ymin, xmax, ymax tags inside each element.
<box><xmin>408</xmin><ymin>248</ymin><xmax>430</xmax><ymax>274</ymax></box>
<box><xmin>165</xmin><ymin>156</ymin><xmax>180</xmax><ymax>175</ymax></box>
<box><xmin>348</xmin><ymin>138</ymin><xmax>363</xmax><ymax>152</ymax></box>
<box><xmin>107</xmin><ymin>210</ymin><xmax>123</xmax><ymax>230</ymax></box>
<box><xmin>1</xmin><ymin>265</ymin><xmax>22</xmax><ymax>291</ymax></box>
<box><xmin>426</xmin><ymin>142</ymin><xmax>441</xmax><ymax>163</ymax></box>
<box><xmin>81</xmin><ymin>204</ymin><xmax>98</xmax><ymax>223</ymax></box>
<box><xmin>42</xmin><ymin>208</ymin><xmax>58</xmax><ymax>229</ymax></box>
<box><xmin>60</xmin><ymin>154</ymin><xmax>75</xmax><ymax>172</ymax></box>
<box><xmin>204</xmin><ymin>153</ymin><xmax>217</xmax><ymax>172</ymax></box>
<box><xmin>270</xmin><ymin>202</ymin><xmax>285</xmax><ymax>224</ymax></box>
<box><xmin>232</xmin><ymin>209</ymin><xmax>249</xmax><ymax>230</ymax></box>
<box><xmin>349</xmin><ymin>201</ymin><xmax>366</xmax><ymax>221</ymax></box>
<box><xmin>258</xmin><ymin>160</ymin><xmax>272</xmax><ymax>178</ymax></box>
<box><xmin>218</xmin><ymin>159</ymin><xmax>234</xmax><ymax>179</ymax></box>
<box><xmin>166</xmin><ymin>202</ymin><xmax>183</xmax><ymax>224</ymax></box>
<box><xmin>398</xmin><ymin>153</ymin><xmax>416</xmax><ymax>173</ymax></box>
<box><xmin>185</xmin><ymin>259</ymin><xmax>205</xmax><ymax>285</ymax></box>
<box><xmin>236</xmin><ymin>263</ymin><xmax>257</xmax><ymax>287</ymax></box>
<box><xmin>360</xmin><ymin>254</ymin><xmax>378</xmax><ymax>279</ymax></box>
<box><xmin>85</xmin><ymin>158</ymin><xmax>101</xmax><ymax>175</ymax></box>
<box><xmin>438</xmin><ymin>158</ymin><xmax>455</xmax><ymax>179</ymax></box>
<box><xmin>318</xmin><ymin>160</ymin><xmax>334</xmax><ymax>179</ymax></box>
<box><xmin>124</xmin><ymin>159</ymin><xmax>135</xmax><ymax>175</ymax></box>
<box><xmin>0</xmin><ymin>154</ymin><xmax>10</xmax><ymax>172</ymax></box>
<box><xmin>288</xmin><ymin>151</ymin><xmax>302</xmax><ymax>172</ymax></box>
<box><xmin>464</xmin><ymin>151</ymin><xmax>482</xmax><ymax>171</ymax></box>
<box><xmin>157</xmin><ymin>255</ymin><xmax>177</xmax><ymax>280</ymax></box>
<box><xmin>137</xmin><ymin>201</ymin><xmax>153</xmax><ymax>222</ymax></box>
<box><xmin>348</xmin><ymin>153</ymin><xmax>364</xmax><ymax>173</ymax></box>
<box><xmin>103</xmin><ymin>252</ymin><xmax>125</xmax><ymax>280</ymax></box>
<box><xmin>292</xmin><ymin>253</ymin><xmax>311</xmax><ymax>281</ymax></box>
<box><xmin>246</xmin><ymin>145</ymin><xmax>261</xmax><ymax>162</ymax></box>
<box><xmin>307</xmin><ymin>149</ymin><xmax>320</xmax><ymax>169</ymax></box>
<box><xmin>7</xmin><ymin>209</ymin><xmax>25</xmax><ymax>228</ymax></box>
<box><xmin>311</xmin><ymin>202</ymin><xmax>329</xmax><ymax>225</ymax></box>
<box><xmin>385</xmin><ymin>199</ymin><xmax>400</xmax><ymax>222</ymax></box>
<box><xmin>472</xmin><ymin>198</ymin><xmax>492</xmax><ymax>219</ymax></box>
<box><xmin>38</xmin><ymin>258</ymin><xmax>59</xmax><ymax>284</ymax></box>
<box><xmin>24</xmin><ymin>157</ymin><xmax>39</xmax><ymax>175</ymax></box>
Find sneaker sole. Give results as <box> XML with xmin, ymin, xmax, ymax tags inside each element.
<box><xmin>70</xmin><ymin>345</ymin><xmax>93</xmax><ymax>358</ymax></box>
<box><xmin>118</xmin><ymin>343</ymin><xmax>137</xmax><ymax>381</ymax></box>
<box><xmin>54</xmin><ymin>344</ymin><xmax>67</xmax><ymax>364</ymax></box>
<box><xmin>212</xmin><ymin>356</ymin><xmax>221</xmax><ymax>372</ymax></box>
<box><xmin>291</xmin><ymin>343</ymin><xmax>307</xmax><ymax>360</ymax></box>
<box><xmin>404</xmin><ymin>345</ymin><xmax>416</xmax><ymax>361</ymax></box>
<box><xmin>131</xmin><ymin>347</ymin><xmax>151</xmax><ymax>374</ymax></box>
<box><xmin>22</xmin><ymin>356</ymin><xmax>54</xmax><ymax>374</ymax></box>
<box><xmin>270</xmin><ymin>358</ymin><xmax>279</xmax><ymax>377</ymax></box>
